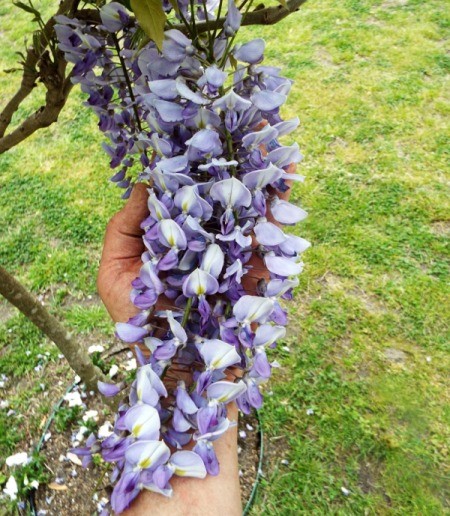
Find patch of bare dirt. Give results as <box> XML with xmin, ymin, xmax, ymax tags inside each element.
<box><xmin>0</xmin><ymin>299</ymin><xmax>16</xmax><ymax>324</ymax></box>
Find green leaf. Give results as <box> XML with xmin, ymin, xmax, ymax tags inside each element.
<box><xmin>13</xmin><ymin>1</ymin><xmax>40</xmax><ymax>16</ymax></box>
<box><xmin>130</xmin><ymin>0</ymin><xmax>166</xmax><ymax>50</ymax></box>
<box><xmin>275</xmin><ymin>0</ymin><xmax>288</xmax><ymax>7</ymax></box>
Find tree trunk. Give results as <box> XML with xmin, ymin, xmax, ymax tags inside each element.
<box><xmin>0</xmin><ymin>266</ymin><xmax>107</xmax><ymax>392</ymax></box>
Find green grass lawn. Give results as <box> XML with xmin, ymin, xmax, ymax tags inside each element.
<box><xmin>1</xmin><ymin>0</ymin><xmax>449</xmax><ymax>513</ymax></box>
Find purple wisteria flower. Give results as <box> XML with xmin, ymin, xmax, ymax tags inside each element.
<box><xmin>55</xmin><ymin>0</ymin><xmax>309</xmax><ymax>512</ymax></box>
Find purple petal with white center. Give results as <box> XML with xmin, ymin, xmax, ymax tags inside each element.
<box><xmin>169</xmin><ymin>451</ymin><xmax>207</xmax><ymax>478</ymax></box>
<box><xmin>233</xmin><ymin>296</ymin><xmax>274</xmax><ymax>324</ymax></box>
<box><xmin>210</xmin><ymin>177</ymin><xmax>251</xmax><ymax>209</ymax></box>
<box><xmin>124</xmin><ymin>404</ymin><xmax>160</xmax><ymax>440</ymax></box>
<box><xmin>148</xmin><ymin>192</ymin><xmax>171</xmax><ymax>220</ymax></box>
<box><xmin>115</xmin><ymin>323</ymin><xmax>148</xmax><ymax>343</ymax></box>
<box><xmin>201</xmin><ymin>244</ymin><xmax>224</xmax><ymax>278</ymax></box>
<box><xmin>270</xmin><ymin>198</ymin><xmax>308</xmax><ymax>225</ymax></box>
<box><xmin>251</xmin><ymin>90</ymin><xmax>286</xmax><ymax>111</ymax></box>
<box><xmin>234</xmin><ymin>38</ymin><xmax>265</xmax><ymax>64</ymax></box>
<box><xmin>264</xmin><ymin>255</ymin><xmax>303</xmax><ymax>276</ymax></box>
<box><xmin>183</xmin><ymin>268</ymin><xmax>219</xmax><ymax>297</ymax></box>
<box><xmin>199</xmin><ymin>339</ymin><xmax>241</xmax><ymax>370</ymax></box>
<box><xmin>125</xmin><ymin>440</ymin><xmax>170</xmax><ymax>471</ymax></box>
<box><xmin>157</xmin><ymin>219</ymin><xmax>187</xmax><ymax>249</ymax></box>
<box><xmin>254</xmin><ymin>220</ymin><xmax>287</xmax><ymax>246</ymax></box>
<box><xmin>207</xmin><ymin>380</ymin><xmax>247</xmax><ymax>403</ymax></box>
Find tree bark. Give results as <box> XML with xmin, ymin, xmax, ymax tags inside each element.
<box><xmin>0</xmin><ymin>266</ymin><xmax>107</xmax><ymax>393</ymax></box>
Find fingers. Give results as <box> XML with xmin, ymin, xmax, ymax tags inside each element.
<box><xmin>101</xmin><ymin>183</ymin><xmax>149</xmax><ymax>262</ymax></box>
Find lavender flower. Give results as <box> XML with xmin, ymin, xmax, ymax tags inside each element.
<box><xmin>55</xmin><ymin>0</ymin><xmax>309</xmax><ymax>511</ymax></box>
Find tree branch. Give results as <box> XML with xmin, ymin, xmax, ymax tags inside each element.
<box><xmin>0</xmin><ymin>266</ymin><xmax>107</xmax><ymax>393</ymax></box>
<box><xmin>0</xmin><ymin>0</ymin><xmax>78</xmax><ymax>152</ymax></box>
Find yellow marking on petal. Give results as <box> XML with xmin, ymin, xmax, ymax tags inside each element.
<box><xmin>174</xmin><ymin>468</ymin><xmax>186</xmax><ymax>476</ymax></box>
<box><xmin>132</xmin><ymin>424</ymin><xmax>143</xmax><ymax>437</ymax></box>
<box><xmin>139</xmin><ymin>457</ymin><xmax>152</xmax><ymax>469</ymax></box>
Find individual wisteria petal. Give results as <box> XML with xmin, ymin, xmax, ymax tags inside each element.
<box><xmin>100</xmin><ymin>2</ymin><xmax>129</xmax><ymax>32</ymax></box>
<box><xmin>154</xmin><ymin>99</ymin><xmax>185</xmax><ymax>122</ymax></box>
<box><xmin>233</xmin><ymin>296</ymin><xmax>274</xmax><ymax>324</ymax></box>
<box><xmin>115</xmin><ymin>323</ymin><xmax>148</xmax><ymax>343</ymax></box>
<box><xmin>204</xmin><ymin>65</ymin><xmax>228</xmax><ymax>88</ymax></box>
<box><xmin>176</xmin><ymin>382</ymin><xmax>198</xmax><ymax>414</ymax></box>
<box><xmin>266</xmin><ymin>143</ymin><xmax>303</xmax><ymax>168</ymax></box>
<box><xmin>201</xmin><ymin>244</ymin><xmax>225</xmax><ymax>278</ymax></box>
<box><xmin>223</xmin><ymin>0</ymin><xmax>242</xmax><ymax>35</ymax></box>
<box><xmin>274</xmin><ymin>117</ymin><xmax>300</xmax><ymax>137</ymax></box>
<box><xmin>212</xmin><ymin>89</ymin><xmax>252</xmax><ymax>112</ymax></box>
<box><xmin>253</xmin><ymin>324</ymin><xmax>286</xmax><ymax>347</ymax></box>
<box><xmin>183</xmin><ymin>268</ymin><xmax>219</xmax><ymax>297</ymax></box>
<box><xmin>124</xmin><ymin>404</ymin><xmax>160</xmax><ymax>440</ymax></box>
<box><xmin>148</xmin><ymin>79</ymin><xmax>178</xmax><ymax>100</ymax></box>
<box><xmin>162</xmin><ymin>30</ymin><xmax>194</xmax><ymax>62</ymax></box>
<box><xmin>169</xmin><ymin>451</ymin><xmax>207</xmax><ymax>478</ymax></box>
<box><xmin>98</xmin><ymin>381</ymin><xmax>123</xmax><ymax>397</ymax></box>
<box><xmin>157</xmin><ymin>219</ymin><xmax>187</xmax><ymax>249</ymax></box>
<box><xmin>186</xmin><ymin>129</ymin><xmax>222</xmax><ymax>161</ymax></box>
<box><xmin>242</xmin><ymin>163</ymin><xmax>283</xmax><ymax>190</ymax></box>
<box><xmin>242</xmin><ymin>124</ymin><xmax>278</xmax><ymax>150</ymax></box>
<box><xmin>270</xmin><ymin>198</ymin><xmax>308</xmax><ymax>224</ymax></box>
<box><xmin>125</xmin><ymin>440</ymin><xmax>171</xmax><ymax>471</ymax></box>
<box><xmin>251</xmin><ymin>90</ymin><xmax>287</xmax><ymax>111</ymax></box>
<box><xmin>233</xmin><ymin>38</ymin><xmax>265</xmax><ymax>63</ymax></box>
<box><xmin>176</xmin><ymin>78</ymin><xmax>209</xmax><ymax>104</ymax></box>
<box><xmin>207</xmin><ymin>380</ymin><xmax>247</xmax><ymax>403</ymax></box>
<box><xmin>254</xmin><ymin>220</ymin><xmax>287</xmax><ymax>246</ymax></box>
<box><xmin>199</xmin><ymin>339</ymin><xmax>241</xmax><ymax>370</ymax></box>
<box><xmin>264</xmin><ymin>255</ymin><xmax>304</xmax><ymax>276</ymax></box>
<box><xmin>210</xmin><ymin>177</ymin><xmax>252</xmax><ymax>209</ymax></box>
<box><xmin>193</xmin><ymin>440</ymin><xmax>219</xmax><ymax>476</ymax></box>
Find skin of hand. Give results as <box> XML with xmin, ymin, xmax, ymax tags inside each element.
<box><xmin>97</xmin><ymin>165</ymin><xmax>294</xmax><ymax>515</ymax></box>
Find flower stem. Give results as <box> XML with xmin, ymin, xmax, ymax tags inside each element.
<box><xmin>182</xmin><ymin>297</ymin><xmax>193</xmax><ymax>327</ymax></box>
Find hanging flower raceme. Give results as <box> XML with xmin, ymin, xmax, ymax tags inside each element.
<box><xmin>55</xmin><ymin>0</ymin><xmax>309</xmax><ymax>512</ymax></box>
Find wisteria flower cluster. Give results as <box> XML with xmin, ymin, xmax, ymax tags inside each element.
<box><xmin>55</xmin><ymin>0</ymin><xmax>309</xmax><ymax>512</ymax></box>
